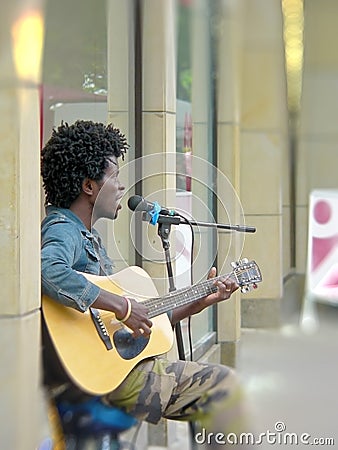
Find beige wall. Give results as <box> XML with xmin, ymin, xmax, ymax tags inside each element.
<box><xmin>107</xmin><ymin>0</ymin><xmax>289</xmax><ymax>340</ymax></box>
<box><xmin>211</xmin><ymin>0</ymin><xmax>289</xmax><ymax>332</ymax></box>
<box><xmin>107</xmin><ymin>0</ymin><xmax>177</xmax><ymax>297</ymax></box>
<box><xmin>106</xmin><ymin>0</ymin><xmax>134</xmax><ymax>271</ymax></box>
<box><xmin>238</xmin><ymin>0</ymin><xmax>289</xmax><ymax>327</ymax></box>
<box><xmin>0</xmin><ymin>1</ymin><xmax>46</xmax><ymax>449</ymax></box>
<box><xmin>216</xmin><ymin>0</ymin><xmax>243</xmax><ymax>353</ymax></box>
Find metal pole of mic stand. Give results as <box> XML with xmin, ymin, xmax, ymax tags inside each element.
<box><xmin>156</xmin><ymin>216</ymin><xmax>187</xmax><ymax>359</ymax></box>
<box><xmin>156</xmin><ymin>215</ymin><xmax>196</xmax><ymax>449</ymax></box>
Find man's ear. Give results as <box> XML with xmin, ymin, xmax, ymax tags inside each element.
<box><xmin>82</xmin><ymin>178</ymin><xmax>95</xmax><ymax>196</ymax></box>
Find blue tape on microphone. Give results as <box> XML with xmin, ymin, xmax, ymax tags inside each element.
<box><xmin>148</xmin><ymin>201</ymin><xmax>161</xmax><ymax>225</ymax></box>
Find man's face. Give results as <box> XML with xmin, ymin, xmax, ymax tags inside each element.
<box><xmin>92</xmin><ymin>156</ymin><xmax>125</xmax><ymax>222</ymax></box>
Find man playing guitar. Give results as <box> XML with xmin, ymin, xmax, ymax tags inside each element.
<box><xmin>41</xmin><ymin>120</ymin><xmax>251</xmax><ymax>447</ymax></box>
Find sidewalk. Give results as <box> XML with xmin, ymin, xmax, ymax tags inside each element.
<box><xmin>126</xmin><ymin>275</ymin><xmax>338</xmax><ymax>449</ymax></box>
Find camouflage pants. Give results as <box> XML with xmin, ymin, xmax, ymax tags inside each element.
<box><xmin>104</xmin><ymin>356</ymin><xmax>248</xmax><ymax>440</ymax></box>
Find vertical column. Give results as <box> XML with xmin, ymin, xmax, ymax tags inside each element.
<box><xmin>239</xmin><ymin>0</ymin><xmax>288</xmax><ymax>327</ymax></box>
<box><xmin>0</xmin><ymin>2</ymin><xmax>45</xmax><ymax>449</ymax></box>
<box><xmin>141</xmin><ymin>0</ymin><xmax>177</xmax><ymax>294</ymax></box>
<box><xmin>107</xmin><ymin>0</ymin><xmax>135</xmax><ymax>270</ymax></box>
<box><xmin>139</xmin><ymin>2</ymin><xmax>189</xmax><ymax>448</ymax></box>
<box><xmin>216</xmin><ymin>0</ymin><xmax>243</xmax><ymax>364</ymax></box>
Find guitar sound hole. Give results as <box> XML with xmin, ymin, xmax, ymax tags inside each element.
<box><xmin>113</xmin><ymin>329</ymin><xmax>149</xmax><ymax>360</ymax></box>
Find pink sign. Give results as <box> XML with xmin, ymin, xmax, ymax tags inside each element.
<box><xmin>307</xmin><ymin>190</ymin><xmax>338</xmax><ymax>304</ymax></box>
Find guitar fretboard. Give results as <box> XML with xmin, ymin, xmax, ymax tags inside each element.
<box><xmin>143</xmin><ymin>273</ymin><xmax>235</xmax><ymax>318</ymax></box>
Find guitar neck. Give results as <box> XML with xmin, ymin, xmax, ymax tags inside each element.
<box><xmin>143</xmin><ymin>273</ymin><xmax>234</xmax><ymax>318</ymax></box>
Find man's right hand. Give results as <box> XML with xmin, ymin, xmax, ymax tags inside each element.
<box><xmin>122</xmin><ymin>298</ymin><xmax>153</xmax><ymax>337</ymax></box>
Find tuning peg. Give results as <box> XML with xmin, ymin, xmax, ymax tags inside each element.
<box><xmin>240</xmin><ymin>285</ymin><xmax>251</xmax><ymax>293</ymax></box>
<box><xmin>241</xmin><ymin>258</ymin><xmax>249</xmax><ymax>264</ymax></box>
<box><xmin>231</xmin><ymin>261</ymin><xmax>239</xmax><ymax>268</ymax></box>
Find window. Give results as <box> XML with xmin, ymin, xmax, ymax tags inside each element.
<box><xmin>42</xmin><ymin>0</ymin><xmax>107</xmax><ymax>143</ymax></box>
<box><xmin>176</xmin><ymin>0</ymin><xmax>218</xmax><ymax>357</ymax></box>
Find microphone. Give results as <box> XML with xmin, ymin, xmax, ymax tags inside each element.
<box><xmin>128</xmin><ymin>195</ymin><xmax>256</xmax><ymax>232</ymax></box>
<box><xmin>127</xmin><ymin>195</ymin><xmax>178</xmax><ymax>216</ymax></box>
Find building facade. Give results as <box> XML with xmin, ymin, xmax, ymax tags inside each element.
<box><xmin>2</xmin><ymin>0</ymin><xmax>338</xmax><ymax>448</ymax></box>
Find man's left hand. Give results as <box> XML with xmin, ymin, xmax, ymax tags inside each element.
<box><xmin>200</xmin><ymin>266</ymin><xmax>239</xmax><ymax>308</ymax></box>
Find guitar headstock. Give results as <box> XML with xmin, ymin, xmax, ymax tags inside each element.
<box><xmin>231</xmin><ymin>258</ymin><xmax>262</xmax><ymax>293</ymax></box>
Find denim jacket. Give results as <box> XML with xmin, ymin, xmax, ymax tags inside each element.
<box><xmin>41</xmin><ymin>206</ymin><xmax>114</xmax><ymax>312</ymax></box>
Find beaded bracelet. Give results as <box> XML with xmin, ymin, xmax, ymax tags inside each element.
<box><xmin>118</xmin><ymin>296</ymin><xmax>132</xmax><ymax>322</ymax></box>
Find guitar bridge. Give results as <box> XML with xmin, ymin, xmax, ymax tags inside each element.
<box><xmin>90</xmin><ymin>308</ymin><xmax>113</xmax><ymax>351</ymax></box>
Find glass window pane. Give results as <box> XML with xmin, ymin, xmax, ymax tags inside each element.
<box><xmin>176</xmin><ymin>0</ymin><xmax>216</xmax><ymax>355</ymax></box>
<box><xmin>42</xmin><ymin>0</ymin><xmax>107</xmax><ymax>140</ymax></box>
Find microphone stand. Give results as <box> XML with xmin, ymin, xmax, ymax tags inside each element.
<box><xmin>179</xmin><ymin>219</ymin><xmax>256</xmax><ymax>233</ymax></box>
<box><xmin>138</xmin><ymin>212</ymin><xmax>187</xmax><ymax>361</ymax></box>
<box><xmin>142</xmin><ymin>211</ymin><xmax>256</xmax><ymax>362</ymax></box>
<box><xmin>143</xmin><ymin>212</ymin><xmax>255</xmax><ymax>448</ymax></box>
<box><xmin>157</xmin><ymin>215</ymin><xmax>181</xmax><ymax>292</ymax></box>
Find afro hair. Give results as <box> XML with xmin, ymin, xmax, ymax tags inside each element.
<box><xmin>41</xmin><ymin>120</ymin><xmax>128</xmax><ymax>208</ymax></box>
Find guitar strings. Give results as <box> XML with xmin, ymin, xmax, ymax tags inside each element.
<box><xmin>144</xmin><ymin>264</ymin><xmax>259</xmax><ymax>318</ymax></box>
<box><xmin>144</xmin><ymin>274</ymin><xmax>234</xmax><ymax>318</ymax></box>
<box><xmin>98</xmin><ymin>264</ymin><xmax>258</xmax><ymax>320</ymax></box>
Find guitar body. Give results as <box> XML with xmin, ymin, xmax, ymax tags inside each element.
<box><xmin>42</xmin><ymin>266</ymin><xmax>174</xmax><ymax>395</ymax></box>
<box><xmin>42</xmin><ymin>258</ymin><xmax>262</xmax><ymax>395</ymax></box>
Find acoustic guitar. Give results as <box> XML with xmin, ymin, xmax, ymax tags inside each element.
<box><xmin>42</xmin><ymin>259</ymin><xmax>262</xmax><ymax>395</ymax></box>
